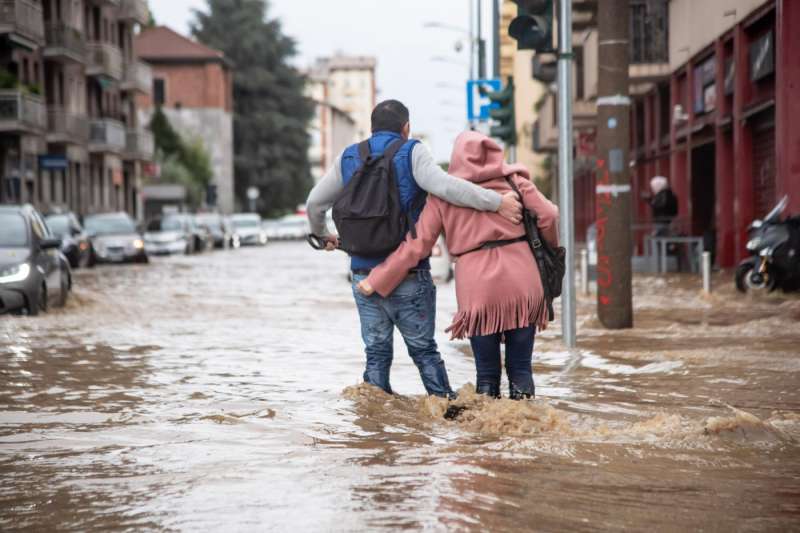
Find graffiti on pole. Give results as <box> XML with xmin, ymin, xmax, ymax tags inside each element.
<box><xmin>595</xmin><ymin>157</ymin><xmax>612</xmax><ymax>306</ymax></box>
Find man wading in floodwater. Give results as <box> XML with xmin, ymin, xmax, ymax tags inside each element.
<box><xmin>306</xmin><ymin>100</ymin><xmax>522</xmax><ymax>398</ymax></box>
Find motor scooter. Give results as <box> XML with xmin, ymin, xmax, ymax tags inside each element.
<box><xmin>735</xmin><ymin>196</ymin><xmax>800</xmax><ymax>293</ymax></box>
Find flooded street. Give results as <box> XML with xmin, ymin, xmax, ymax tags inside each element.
<box><xmin>1</xmin><ymin>242</ymin><xmax>799</xmax><ymax>531</ymax></box>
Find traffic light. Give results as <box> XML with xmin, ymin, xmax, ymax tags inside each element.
<box><xmin>485</xmin><ymin>77</ymin><xmax>516</xmax><ymax>146</ymax></box>
<box><xmin>532</xmin><ymin>55</ymin><xmax>557</xmax><ymax>84</ymax></box>
<box><xmin>509</xmin><ymin>0</ymin><xmax>554</xmax><ymax>53</ymax></box>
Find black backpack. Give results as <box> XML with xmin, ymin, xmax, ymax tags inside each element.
<box><xmin>332</xmin><ymin>139</ymin><xmax>422</xmax><ymax>257</ymax></box>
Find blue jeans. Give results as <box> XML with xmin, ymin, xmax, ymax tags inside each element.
<box><xmin>469</xmin><ymin>326</ymin><xmax>536</xmax><ymax>395</ymax></box>
<box><xmin>351</xmin><ymin>271</ymin><xmax>453</xmax><ymax>398</ymax></box>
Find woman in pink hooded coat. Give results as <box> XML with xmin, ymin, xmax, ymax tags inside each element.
<box><xmin>358</xmin><ymin>131</ymin><xmax>559</xmax><ymax>399</ymax></box>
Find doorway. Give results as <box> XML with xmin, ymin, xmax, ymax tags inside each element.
<box><xmin>691</xmin><ymin>142</ymin><xmax>716</xmax><ymax>257</ymax></box>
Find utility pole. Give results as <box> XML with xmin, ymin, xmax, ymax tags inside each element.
<box><xmin>477</xmin><ymin>0</ymin><xmax>487</xmax><ymax>78</ymax></box>
<box><xmin>468</xmin><ymin>1</ymin><xmax>475</xmax><ymax>80</ymax></box>
<box><xmin>492</xmin><ymin>0</ymin><xmax>500</xmax><ymax>78</ymax></box>
<box><xmin>557</xmin><ymin>0</ymin><xmax>576</xmax><ymax>348</ymax></box>
<box><xmin>595</xmin><ymin>0</ymin><xmax>633</xmax><ymax>328</ymax></box>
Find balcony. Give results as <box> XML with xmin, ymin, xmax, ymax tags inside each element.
<box><xmin>88</xmin><ymin>118</ymin><xmax>126</xmax><ymax>153</ymax></box>
<box><xmin>0</xmin><ymin>90</ymin><xmax>46</xmax><ymax>133</ymax></box>
<box><xmin>118</xmin><ymin>0</ymin><xmax>148</xmax><ymax>25</ymax></box>
<box><xmin>123</xmin><ymin>128</ymin><xmax>154</xmax><ymax>161</ymax></box>
<box><xmin>44</xmin><ymin>23</ymin><xmax>86</xmax><ymax>64</ymax></box>
<box><xmin>46</xmin><ymin>108</ymin><xmax>89</xmax><ymax>144</ymax></box>
<box><xmin>86</xmin><ymin>42</ymin><xmax>123</xmax><ymax>81</ymax></box>
<box><xmin>0</xmin><ymin>0</ymin><xmax>45</xmax><ymax>49</ymax></box>
<box><xmin>121</xmin><ymin>60</ymin><xmax>152</xmax><ymax>94</ymax></box>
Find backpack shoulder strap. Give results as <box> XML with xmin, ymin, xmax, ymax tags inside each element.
<box><xmin>505</xmin><ymin>176</ymin><xmax>543</xmax><ymax>248</ymax></box>
<box><xmin>381</xmin><ymin>138</ymin><xmax>405</xmax><ymax>163</ymax></box>
<box><xmin>357</xmin><ymin>140</ymin><xmax>371</xmax><ymax>162</ymax></box>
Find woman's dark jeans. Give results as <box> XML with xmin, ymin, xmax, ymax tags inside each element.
<box><xmin>469</xmin><ymin>326</ymin><xmax>536</xmax><ymax>396</ymax></box>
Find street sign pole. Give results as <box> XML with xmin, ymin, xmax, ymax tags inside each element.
<box><xmin>246</xmin><ymin>186</ymin><xmax>260</xmax><ymax>213</ymax></box>
<box><xmin>557</xmin><ymin>0</ymin><xmax>576</xmax><ymax>349</ymax></box>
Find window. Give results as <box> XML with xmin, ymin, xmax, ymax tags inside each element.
<box><xmin>153</xmin><ymin>78</ymin><xmax>165</xmax><ymax>106</ymax></box>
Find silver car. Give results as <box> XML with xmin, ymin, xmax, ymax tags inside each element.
<box><xmin>84</xmin><ymin>212</ymin><xmax>148</xmax><ymax>264</ymax></box>
<box><xmin>230</xmin><ymin>213</ymin><xmax>267</xmax><ymax>246</ymax></box>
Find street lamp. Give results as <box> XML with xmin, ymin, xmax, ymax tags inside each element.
<box><xmin>424</xmin><ymin>20</ymin><xmax>474</xmax><ymax>79</ymax></box>
<box><xmin>423</xmin><ymin>21</ymin><xmax>470</xmax><ymax>34</ymax></box>
<box><xmin>430</xmin><ymin>55</ymin><xmax>469</xmax><ymax>68</ymax></box>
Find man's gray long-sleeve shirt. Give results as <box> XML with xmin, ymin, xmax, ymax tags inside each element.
<box><xmin>306</xmin><ymin>142</ymin><xmax>502</xmax><ymax>236</ymax></box>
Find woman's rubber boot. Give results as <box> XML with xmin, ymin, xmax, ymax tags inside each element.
<box><xmin>476</xmin><ymin>382</ymin><xmax>501</xmax><ymax>399</ymax></box>
<box><xmin>509</xmin><ymin>381</ymin><xmax>535</xmax><ymax>400</ymax></box>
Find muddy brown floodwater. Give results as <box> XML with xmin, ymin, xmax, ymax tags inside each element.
<box><xmin>1</xmin><ymin>242</ymin><xmax>799</xmax><ymax>531</ymax></box>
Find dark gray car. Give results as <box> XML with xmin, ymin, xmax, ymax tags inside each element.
<box><xmin>84</xmin><ymin>212</ymin><xmax>148</xmax><ymax>264</ymax></box>
<box><xmin>0</xmin><ymin>204</ymin><xmax>71</xmax><ymax>316</ymax></box>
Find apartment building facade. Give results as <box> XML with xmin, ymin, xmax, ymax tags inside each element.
<box><xmin>134</xmin><ymin>26</ymin><xmax>234</xmax><ymax>214</ymax></box>
<box><xmin>532</xmin><ymin>0</ymin><xmax>797</xmax><ymax>268</ymax></box>
<box><xmin>306</xmin><ymin>65</ymin><xmax>358</xmax><ymax>182</ymax></box>
<box><xmin>0</xmin><ymin>0</ymin><xmax>153</xmax><ymax>218</ymax></box>
<box><xmin>310</xmin><ymin>54</ymin><xmax>376</xmax><ymax>142</ymax></box>
<box><xmin>306</xmin><ymin>65</ymin><xmax>359</xmax><ymax>183</ymax></box>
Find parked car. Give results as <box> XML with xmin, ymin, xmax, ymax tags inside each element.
<box><xmin>262</xmin><ymin>219</ymin><xmax>282</xmax><ymax>241</ymax></box>
<box><xmin>44</xmin><ymin>211</ymin><xmax>94</xmax><ymax>268</ymax></box>
<box><xmin>143</xmin><ymin>216</ymin><xmax>193</xmax><ymax>256</ymax></box>
<box><xmin>273</xmin><ymin>214</ymin><xmax>309</xmax><ymax>240</ymax></box>
<box><xmin>230</xmin><ymin>213</ymin><xmax>267</xmax><ymax>245</ymax></box>
<box><xmin>170</xmin><ymin>213</ymin><xmax>211</xmax><ymax>253</ymax></box>
<box><xmin>84</xmin><ymin>212</ymin><xmax>148</xmax><ymax>264</ymax></box>
<box><xmin>0</xmin><ymin>204</ymin><xmax>71</xmax><ymax>315</ymax></box>
<box><xmin>430</xmin><ymin>235</ymin><xmax>454</xmax><ymax>282</ymax></box>
<box><xmin>196</xmin><ymin>213</ymin><xmax>239</xmax><ymax>249</ymax></box>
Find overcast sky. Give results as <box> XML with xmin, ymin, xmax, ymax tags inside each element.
<box><xmin>150</xmin><ymin>0</ymin><xmax>494</xmax><ymax>162</ymax></box>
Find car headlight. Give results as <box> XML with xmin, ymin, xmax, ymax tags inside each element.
<box><xmin>133</xmin><ymin>239</ymin><xmax>144</xmax><ymax>249</ymax></box>
<box><xmin>746</xmin><ymin>237</ymin><xmax>761</xmax><ymax>251</ymax></box>
<box><xmin>0</xmin><ymin>263</ymin><xmax>31</xmax><ymax>284</ymax></box>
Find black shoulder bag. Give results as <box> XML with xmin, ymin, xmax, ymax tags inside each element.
<box><xmin>505</xmin><ymin>177</ymin><xmax>566</xmax><ymax>322</ymax></box>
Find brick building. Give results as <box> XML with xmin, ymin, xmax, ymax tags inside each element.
<box><xmin>134</xmin><ymin>26</ymin><xmax>234</xmax><ymax>213</ymax></box>
<box><xmin>0</xmin><ymin>0</ymin><xmax>153</xmax><ymax>218</ymax></box>
<box><xmin>533</xmin><ymin>0</ymin><xmax>799</xmax><ymax>268</ymax></box>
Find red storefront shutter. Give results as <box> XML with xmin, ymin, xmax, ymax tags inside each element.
<box><xmin>752</xmin><ymin>109</ymin><xmax>776</xmax><ymax>219</ymax></box>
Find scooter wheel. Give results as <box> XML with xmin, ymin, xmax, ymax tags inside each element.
<box><xmin>735</xmin><ymin>261</ymin><xmax>777</xmax><ymax>293</ymax></box>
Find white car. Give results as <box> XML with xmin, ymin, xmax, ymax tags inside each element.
<box><xmin>262</xmin><ymin>219</ymin><xmax>282</xmax><ymax>241</ymax></box>
<box><xmin>274</xmin><ymin>214</ymin><xmax>309</xmax><ymax>240</ymax></box>
<box><xmin>230</xmin><ymin>213</ymin><xmax>267</xmax><ymax>246</ymax></box>
<box><xmin>143</xmin><ymin>216</ymin><xmax>191</xmax><ymax>255</ymax></box>
<box><xmin>429</xmin><ymin>235</ymin><xmax>454</xmax><ymax>282</ymax></box>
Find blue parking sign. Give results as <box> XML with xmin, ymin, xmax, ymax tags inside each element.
<box><xmin>466</xmin><ymin>79</ymin><xmax>502</xmax><ymax>121</ymax></box>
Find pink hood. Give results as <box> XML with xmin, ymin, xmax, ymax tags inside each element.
<box><xmin>448</xmin><ymin>130</ymin><xmax>530</xmax><ymax>183</ymax></box>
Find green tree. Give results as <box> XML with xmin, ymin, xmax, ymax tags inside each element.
<box><xmin>149</xmin><ymin>109</ymin><xmax>215</xmax><ymax>209</ymax></box>
<box><xmin>149</xmin><ymin>108</ymin><xmax>183</xmax><ymax>159</ymax></box>
<box><xmin>182</xmin><ymin>138</ymin><xmax>214</xmax><ymax>191</ymax></box>
<box><xmin>191</xmin><ymin>0</ymin><xmax>314</xmax><ymax>216</ymax></box>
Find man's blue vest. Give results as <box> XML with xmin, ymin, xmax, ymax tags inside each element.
<box><xmin>341</xmin><ymin>130</ymin><xmax>430</xmax><ymax>271</ymax></box>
